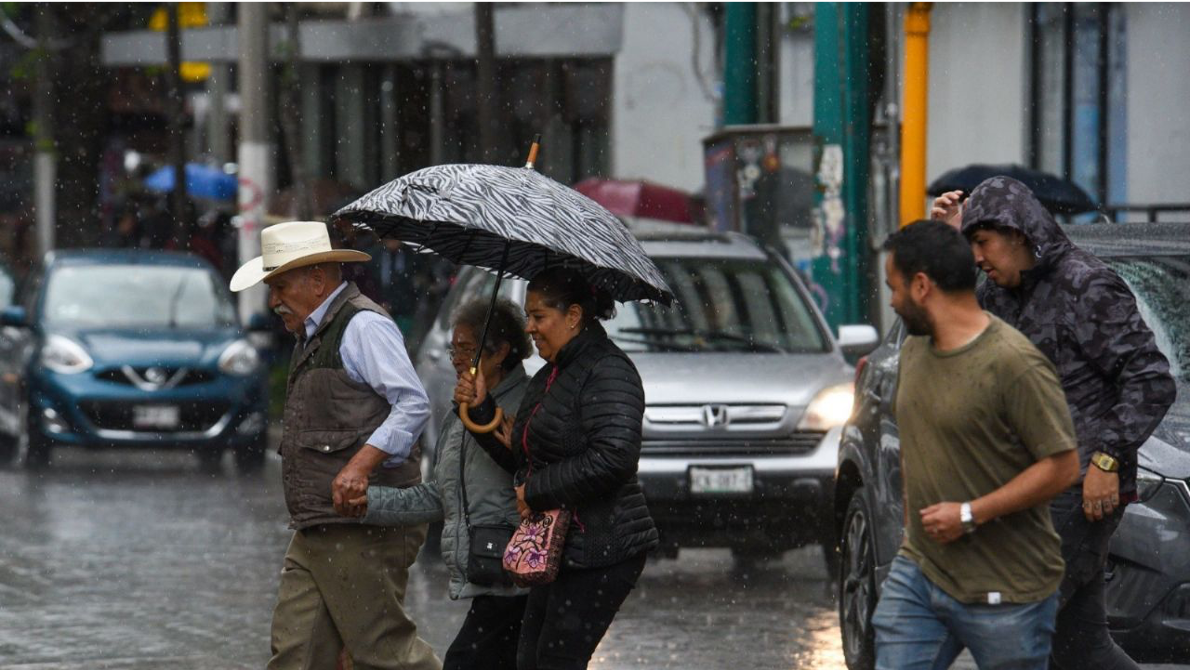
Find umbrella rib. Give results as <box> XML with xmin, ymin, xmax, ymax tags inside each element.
<box><xmin>425</xmin><ymin>219</ymin><xmax>441</xmax><ymax>248</ymax></box>
<box><xmin>460</xmin><ymin>227</ymin><xmax>476</xmax><ymax>263</ymax></box>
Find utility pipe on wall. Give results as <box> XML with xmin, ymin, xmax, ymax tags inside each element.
<box><xmin>899</xmin><ymin>3</ymin><xmax>932</xmax><ymax>226</ymax></box>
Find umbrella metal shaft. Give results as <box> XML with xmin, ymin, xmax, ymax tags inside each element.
<box><xmin>461</xmin><ymin>240</ymin><xmax>511</xmax><ymax>434</ymax></box>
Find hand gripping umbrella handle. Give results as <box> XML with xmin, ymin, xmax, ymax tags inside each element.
<box><xmin>459</xmin><ymin>403</ymin><xmax>503</xmax><ymax>434</ymax></box>
<box><xmin>460</xmin><ymin>239</ymin><xmax>512</xmax><ymax>435</ymax></box>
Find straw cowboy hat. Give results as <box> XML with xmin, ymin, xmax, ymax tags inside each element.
<box><xmin>230</xmin><ymin>220</ymin><xmax>370</xmax><ymax>292</ymax></box>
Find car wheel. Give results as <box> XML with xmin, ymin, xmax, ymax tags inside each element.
<box><xmin>234</xmin><ymin>435</ymin><xmax>268</xmax><ymax>475</ymax></box>
<box><xmin>839</xmin><ymin>490</ymin><xmax>877</xmax><ymax>670</ymax></box>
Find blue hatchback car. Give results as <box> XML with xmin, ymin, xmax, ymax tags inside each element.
<box><xmin>0</xmin><ymin>249</ymin><xmax>270</xmax><ymax>472</ymax></box>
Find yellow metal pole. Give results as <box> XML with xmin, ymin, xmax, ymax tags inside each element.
<box><xmin>899</xmin><ymin>3</ymin><xmax>932</xmax><ymax>227</ymax></box>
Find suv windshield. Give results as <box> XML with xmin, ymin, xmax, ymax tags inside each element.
<box><xmin>44</xmin><ymin>264</ymin><xmax>237</xmax><ymax>329</ymax></box>
<box><xmin>1105</xmin><ymin>256</ymin><xmax>1189</xmax><ymax>388</ymax></box>
<box><xmin>606</xmin><ymin>256</ymin><xmax>829</xmax><ymax>354</ymax></box>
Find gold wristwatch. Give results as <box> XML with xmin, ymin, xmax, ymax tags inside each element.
<box><xmin>1090</xmin><ymin>451</ymin><xmax>1119</xmax><ymax>473</ymax></box>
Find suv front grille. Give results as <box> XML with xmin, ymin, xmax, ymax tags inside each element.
<box><xmin>641</xmin><ymin>431</ymin><xmax>826</xmax><ymax>457</ymax></box>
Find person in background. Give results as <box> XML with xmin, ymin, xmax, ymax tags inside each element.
<box><xmin>376</xmin><ymin>237</ymin><xmax>422</xmax><ymax>336</ymax></box>
<box><xmin>934</xmin><ymin>178</ymin><xmax>1176</xmax><ymax>669</ymax></box>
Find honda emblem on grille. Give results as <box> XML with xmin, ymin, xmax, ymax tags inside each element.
<box><xmin>702</xmin><ymin>404</ymin><xmax>730</xmax><ymax>428</ymax></box>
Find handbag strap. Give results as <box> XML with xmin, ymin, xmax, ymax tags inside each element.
<box><xmin>458</xmin><ymin>412</ymin><xmax>473</xmax><ymax>531</ymax></box>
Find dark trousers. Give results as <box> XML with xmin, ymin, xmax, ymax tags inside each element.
<box><xmin>517</xmin><ymin>553</ymin><xmax>648</xmax><ymax>670</ymax></box>
<box><xmin>444</xmin><ymin>594</ymin><xmax>529</xmax><ymax>670</ymax></box>
<box><xmin>1048</xmin><ymin>491</ymin><xmax>1139</xmax><ymax>670</ymax></box>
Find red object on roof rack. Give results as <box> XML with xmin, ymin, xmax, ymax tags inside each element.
<box><xmin>573</xmin><ymin>178</ymin><xmax>695</xmax><ymax>224</ymax></box>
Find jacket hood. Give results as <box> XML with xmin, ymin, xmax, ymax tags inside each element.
<box><xmin>960</xmin><ymin>176</ymin><xmax>1075</xmax><ymax>273</ymax></box>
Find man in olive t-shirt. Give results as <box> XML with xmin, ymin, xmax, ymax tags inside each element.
<box><xmin>872</xmin><ymin>221</ymin><xmax>1080</xmax><ymax>670</ymax></box>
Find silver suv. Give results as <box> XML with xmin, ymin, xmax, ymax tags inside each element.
<box><xmin>414</xmin><ymin>229</ymin><xmax>877</xmax><ymax>563</ymax></box>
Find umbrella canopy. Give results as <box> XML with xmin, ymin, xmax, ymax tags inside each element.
<box><xmin>573</xmin><ymin>178</ymin><xmax>694</xmax><ymax>224</ymax></box>
<box><xmin>334</xmin><ymin>164</ymin><xmax>674</xmax><ymax>305</ymax></box>
<box><xmin>144</xmin><ymin>163</ymin><xmax>238</xmax><ymax>201</ymax></box>
<box><xmin>928</xmin><ymin>163</ymin><xmax>1098</xmax><ymax>215</ymax></box>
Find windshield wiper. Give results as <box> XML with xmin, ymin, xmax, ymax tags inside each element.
<box><xmin>167</xmin><ymin>274</ymin><xmax>190</xmax><ymax>329</ymax></box>
<box><xmin>617</xmin><ymin>327</ymin><xmax>787</xmax><ymax>353</ymax></box>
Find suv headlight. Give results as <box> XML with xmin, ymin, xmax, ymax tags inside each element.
<box><xmin>218</xmin><ymin>339</ymin><xmax>261</xmax><ymax>377</ymax></box>
<box><xmin>42</xmin><ymin>334</ymin><xmax>94</xmax><ymax>374</ymax></box>
<box><xmin>798</xmin><ymin>383</ymin><xmax>855</xmax><ymax>431</ymax></box>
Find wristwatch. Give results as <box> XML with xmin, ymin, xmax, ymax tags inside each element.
<box><xmin>960</xmin><ymin>502</ymin><xmax>977</xmax><ymax>535</ymax></box>
<box><xmin>1090</xmin><ymin>451</ymin><xmax>1120</xmax><ymax>473</ymax></box>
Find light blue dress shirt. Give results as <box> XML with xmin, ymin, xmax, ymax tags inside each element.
<box><xmin>302</xmin><ymin>282</ymin><xmax>429</xmax><ymax>467</ymax></box>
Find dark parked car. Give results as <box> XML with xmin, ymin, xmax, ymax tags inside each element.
<box><xmin>0</xmin><ymin>250</ymin><xmax>271</xmax><ymax>472</ymax></box>
<box><xmin>834</xmin><ymin>222</ymin><xmax>1189</xmax><ymax>668</ymax></box>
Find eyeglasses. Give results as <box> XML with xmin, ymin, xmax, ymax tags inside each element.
<box><xmin>447</xmin><ymin>345</ymin><xmax>479</xmax><ymax>361</ymax></box>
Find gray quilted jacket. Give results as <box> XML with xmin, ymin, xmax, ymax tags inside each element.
<box><xmin>363</xmin><ymin>366</ymin><xmax>528</xmax><ymax>599</ymax></box>
<box><xmin>962</xmin><ymin>176</ymin><xmax>1177</xmax><ymax>498</ymax></box>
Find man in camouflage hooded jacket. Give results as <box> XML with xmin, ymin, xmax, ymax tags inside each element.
<box><xmin>944</xmin><ymin>176</ymin><xmax>1177</xmax><ymax>669</ymax></box>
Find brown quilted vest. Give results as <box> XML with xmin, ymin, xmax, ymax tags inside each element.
<box><xmin>280</xmin><ymin>283</ymin><xmax>421</xmax><ymax>530</ymax></box>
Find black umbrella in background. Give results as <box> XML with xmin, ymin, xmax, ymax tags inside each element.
<box><xmin>928</xmin><ymin>164</ymin><xmax>1099</xmax><ymax>215</ymax></box>
<box><xmin>334</xmin><ymin>137</ymin><xmax>674</xmax><ymax>432</ymax></box>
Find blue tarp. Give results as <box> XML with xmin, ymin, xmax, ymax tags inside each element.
<box><xmin>144</xmin><ymin>164</ymin><xmax>237</xmax><ymax>201</ymax></box>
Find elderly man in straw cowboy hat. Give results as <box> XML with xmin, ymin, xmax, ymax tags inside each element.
<box><xmin>232</xmin><ymin>221</ymin><xmax>441</xmax><ymax>670</ymax></box>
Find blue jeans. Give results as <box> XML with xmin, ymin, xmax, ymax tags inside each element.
<box><xmin>873</xmin><ymin>556</ymin><xmax>1059</xmax><ymax>670</ymax></box>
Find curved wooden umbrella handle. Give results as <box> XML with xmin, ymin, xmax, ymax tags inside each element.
<box><xmin>460</xmin><ymin>403</ymin><xmax>504</xmax><ymax>434</ymax></box>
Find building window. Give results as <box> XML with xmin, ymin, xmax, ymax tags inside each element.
<box><xmin>386</xmin><ymin>58</ymin><xmax>612</xmax><ymax>187</ymax></box>
<box><xmin>1029</xmin><ymin>3</ymin><xmax>1128</xmax><ymax>208</ymax></box>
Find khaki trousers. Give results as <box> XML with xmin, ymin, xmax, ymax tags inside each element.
<box><xmin>268</xmin><ymin>523</ymin><xmax>441</xmax><ymax>670</ymax></box>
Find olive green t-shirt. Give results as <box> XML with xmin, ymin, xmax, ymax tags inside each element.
<box><xmin>896</xmin><ymin>315</ymin><xmax>1076</xmax><ymax>604</ymax></box>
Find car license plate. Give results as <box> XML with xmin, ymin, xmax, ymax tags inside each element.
<box><xmin>133</xmin><ymin>405</ymin><xmax>180</xmax><ymax>429</ymax></box>
<box><xmin>689</xmin><ymin>466</ymin><xmax>754</xmax><ymax>495</ymax></box>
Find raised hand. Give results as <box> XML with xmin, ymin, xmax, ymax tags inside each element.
<box><xmin>930</xmin><ymin>190</ymin><xmax>965</xmax><ymax>230</ymax></box>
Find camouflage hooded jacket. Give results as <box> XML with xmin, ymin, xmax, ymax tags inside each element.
<box><xmin>961</xmin><ymin>176</ymin><xmax>1176</xmax><ymax>498</ymax></box>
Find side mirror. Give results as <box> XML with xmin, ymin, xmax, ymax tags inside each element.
<box><xmin>0</xmin><ymin>305</ymin><xmax>28</xmax><ymax>328</ymax></box>
<box><xmin>838</xmin><ymin>324</ymin><xmax>879</xmax><ymax>357</ymax></box>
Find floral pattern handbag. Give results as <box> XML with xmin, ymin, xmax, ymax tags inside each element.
<box><xmin>503</xmin><ymin>508</ymin><xmax>571</xmax><ymax>587</ymax></box>
<box><xmin>502</xmin><ymin>367</ymin><xmax>570</xmax><ymax>587</ymax></box>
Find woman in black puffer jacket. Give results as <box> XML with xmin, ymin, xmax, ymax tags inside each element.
<box><xmin>457</xmin><ymin>267</ymin><xmax>658</xmax><ymax>670</ymax></box>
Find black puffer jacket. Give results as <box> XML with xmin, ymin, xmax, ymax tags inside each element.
<box><xmin>468</xmin><ymin>323</ymin><xmax>659</xmax><ymax>569</ymax></box>
<box><xmin>962</xmin><ymin>176</ymin><xmax>1177</xmax><ymax>499</ymax></box>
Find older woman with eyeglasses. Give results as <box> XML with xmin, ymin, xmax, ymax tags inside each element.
<box><xmin>343</xmin><ymin>297</ymin><xmax>532</xmax><ymax>670</ymax></box>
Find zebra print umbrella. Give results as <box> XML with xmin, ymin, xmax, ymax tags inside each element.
<box><xmin>332</xmin><ymin>163</ymin><xmax>674</xmax><ymax>305</ymax></box>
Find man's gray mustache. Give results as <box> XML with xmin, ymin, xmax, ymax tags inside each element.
<box><xmin>274</xmin><ymin>305</ymin><xmax>293</xmax><ymax>316</ymax></box>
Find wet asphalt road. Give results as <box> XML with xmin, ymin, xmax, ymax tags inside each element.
<box><xmin>0</xmin><ymin>448</ymin><xmax>1185</xmax><ymax>670</ymax></box>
